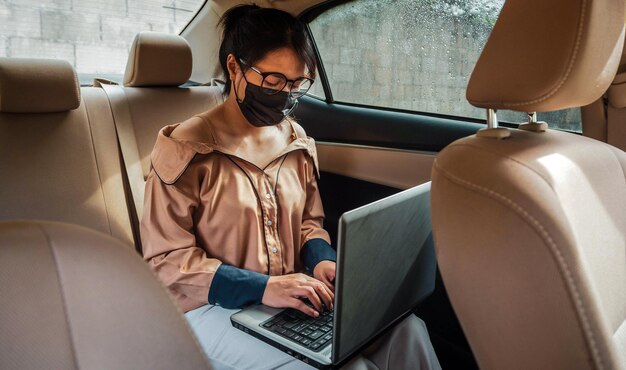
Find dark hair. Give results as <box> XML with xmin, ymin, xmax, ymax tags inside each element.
<box><xmin>218</xmin><ymin>4</ymin><xmax>317</xmax><ymax>95</ymax></box>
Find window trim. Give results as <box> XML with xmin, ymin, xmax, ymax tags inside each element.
<box><xmin>178</xmin><ymin>0</ymin><xmax>209</xmax><ymax>35</ymax></box>
<box><xmin>305</xmin><ymin>23</ymin><xmax>334</xmax><ymax>103</ymax></box>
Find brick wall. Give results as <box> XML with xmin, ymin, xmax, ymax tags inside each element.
<box><xmin>0</xmin><ymin>0</ymin><xmax>200</xmax><ymax>82</ymax></box>
<box><xmin>309</xmin><ymin>1</ymin><xmax>581</xmax><ymax>131</ymax></box>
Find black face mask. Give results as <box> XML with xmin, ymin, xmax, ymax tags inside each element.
<box><xmin>233</xmin><ymin>72</ymin><xmax>298</xmax><ymax>127</ymax></box>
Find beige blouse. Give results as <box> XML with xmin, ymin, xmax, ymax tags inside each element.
<box><xmin>141</xmin><ymin>116</ymin><xmax>332</xmax><ymax>312</ymax></box>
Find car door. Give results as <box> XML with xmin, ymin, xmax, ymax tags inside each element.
<box><xmin>296</xmin><ymin>1</ymin><xmax>582</xmax><ymax>368</ymax></box>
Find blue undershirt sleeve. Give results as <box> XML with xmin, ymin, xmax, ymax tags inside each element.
<box><xmin>208</xmin><ymin>264</ymin><xmax>270</xmax><ymax>309</ymax></box>
<box><xmin>300</xmin><ymin>238</ymin><xmax>337</xmax><ymax>272</ymax></box>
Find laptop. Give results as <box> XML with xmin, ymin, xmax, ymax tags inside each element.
<box><xmin>231</xmin><ymin>181</ymin><xmax>436</xmax><ymax>369</ymax></box>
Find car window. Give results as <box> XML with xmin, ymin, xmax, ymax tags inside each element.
<box><xmin>0</xmin><ymin>0</ymin><xmax>205</xmax><ymax>85</ymax></box>
<box><xmin>308</xmin><ymin>0</ymin><xmax>581</xmax><ymax>132</ymax></box>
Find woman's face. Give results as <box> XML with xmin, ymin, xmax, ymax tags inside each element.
<box><xmin>230</xmin><ymin>47</ymin><xmax>308</xmax><ymax>96</ymax></box>
<box><xmin>245</xmin><ymin>47</ymin><xmax>307</xmax><ymax>90</ymax></box>
<box><xmin>227</xmin><ymin>47</ymin><xmax>311</xmax><ymax>127</ymax></box>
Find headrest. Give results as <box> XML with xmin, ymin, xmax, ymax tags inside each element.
<box><xmin>0</xmin><ymin>58</ymin><xmax>80</xmax><ymax>113</ymax></box>
<box><xmin>467</xmin><ymin>0</ymin><xmax>625</xmax><ymax>113</ymax></box>
<box><xmin>123</xmin><ymin>32</ymin><xmax>192</xmax><ymax>87</ymax></box>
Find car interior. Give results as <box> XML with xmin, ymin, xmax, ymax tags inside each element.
<box><xmin>0</xmin><ymin>0</ymin><xmax>624</xmax><ymax>369</ymax></box>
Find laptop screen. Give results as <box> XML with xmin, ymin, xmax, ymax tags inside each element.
<box><xmin>332</xmin><ymin>182</ymin><xmax>436</xmax><ymax>363</ymax></box>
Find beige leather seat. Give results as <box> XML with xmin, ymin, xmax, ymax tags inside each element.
<box><xmin>96</xmin><ymin>32</ymin><xmax>224</xmax><ymax>243</ymax></box>
<box><xmin>0</xmin><ymin>58</ymin><xmax>134</xmax><ymax>247</ymax></box>
<box><xmin>0</xmin><ymin>220</ymin><xmax>210</xmax><ymax>369</ymax></box>
<box><xmin>582</xmin><ymin>41</ymin><xmax>626</xmax><ymax>152</ymax></box>
<box><xmin>120</xmin><ymin>31</ymin><xmax>224</xmax><ymax>179</ymax></box>
<box><xmin>431</xmin><ymin>0</ymin><xmax>626</xmax><ymax>369</ymax></box>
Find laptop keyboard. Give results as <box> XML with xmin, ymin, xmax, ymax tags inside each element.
<box><xmin>260</xmin><ymin>309</ymin><xmax>334</xmax><ymax>352</ymax></box>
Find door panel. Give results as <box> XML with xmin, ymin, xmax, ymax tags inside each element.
<box><xmin>298</xmin><ymin>95</ymin><xmax>483</xmax><ymax>152</ymax></box>
<box><xmin>317</xmin><ymin>171</ymin><xmax>399</xmax><ymax>248</ymax></box>
<box><xmin>317</xmin><ymin>142</ymin><xmax>435</xmax><ymax>189</ymax></box>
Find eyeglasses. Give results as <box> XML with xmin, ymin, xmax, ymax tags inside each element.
<box><xmin>239</xmin><ymin>59</ymin><xmax>314</xmax><ymax>98</ymax></box>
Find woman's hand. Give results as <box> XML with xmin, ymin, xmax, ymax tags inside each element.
<box><xmin>313</xmin><ymin>260</ymin><xmax>336</xmax><ymax>292</ymax></box>
<box><xmin>262</xmin><ymin>273</ymin><xmax>334</xmax><ymax>317</ymax></box>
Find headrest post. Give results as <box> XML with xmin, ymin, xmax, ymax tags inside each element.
<box><xmin>519</xmin><ymin>111</ymin><xmax>548</xmax><ymax>133</ymax></box>
<box><xmin>486</xmin><ymin>109</ymin><xmax>499</xmax><ymax>129</ymax></box>
<box><xmin>477</xmin><ymin>108</ymin><xmax>511</xmax><ymax>139</ymax></box>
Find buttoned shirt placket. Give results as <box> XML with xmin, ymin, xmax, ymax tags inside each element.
<box><xmin>260</xmin><ymin>171</ymin><xmax>282</xmax><ymax>276</ymax></box>
<box><xmin>225</xmin><ymin>154</ymin><xmax>288</xmax><ymax>276</ymax></box>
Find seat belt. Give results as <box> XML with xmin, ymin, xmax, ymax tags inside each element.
<box><xmin>94</xmin><ymin>78</ymin><xmax>145</xmax><ymax>253</ymax></box>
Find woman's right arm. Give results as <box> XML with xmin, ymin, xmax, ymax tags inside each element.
<box><xmin>141</xmin><ymin>171</ymin><xmax>269</xmax><ymax>309</ymax></box>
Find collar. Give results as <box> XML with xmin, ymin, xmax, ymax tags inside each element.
<box><xmin>151</xmin><ymin>123</ymin><xmax>320</xmax><ymax>185</ymax></box>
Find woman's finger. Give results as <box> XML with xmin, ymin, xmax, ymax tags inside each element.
<box><xmin>292</xmin><ymin>286</ymin><xmax>322</xmax><ymax>312</ymax></box>
<box><xmin>308</xmin><ymin>279</ymin><xmax>335</xmax><ymax>308</ymax></box>
<box><xmin>319</xmin><ymin>278</ymin><xmax>335</xmax><ymax>302</ymax></box>
<box><xmin>288</xmin><ymin>298</ymin><xmax>319</xmax><ymax>317</ymax></box>
<box><xmin>319</xmin><ymin>274</ymin><xmax>334</xmax><ymax>293</ymax></box>
<box><xmin>325</xmin><ymin>268</ymin><xmax>336</xmax><ymax>284</ymax></box>
<box><xmin>304</xmin><ymin>274</ymin><xmax>333</xmax><ymax>297</ymax></box>
<box><xmin>310</xmin><ymin>281</ymin><xmax>333</xmax><ymax>310</ymax></box>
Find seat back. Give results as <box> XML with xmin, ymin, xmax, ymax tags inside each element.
<box><xmin>0</xmin><ymin>220</ymin><xmax>210</xmax><ymax>369</ymax></box>
<box><xmin>0</xmin><ymin>58</ymin><xmax>134</xmax><ymax>246</ymax></box>
<box><xmin>121</xmin><ymin>31</ymin><xmax>224</xmax><ymax>180</ymax></box>
<box><xmin>96</xmin><ymin>32</ymin><xmax>223</xmax><ymax>236</ymax></box>
<box><xmin>431</xmin><ymin>0</ymin><xmax>626</xmax><ymax>369</ymax></box>
<box><xmin>582</xmin><ymin>41</ymin><xmax>626</xmax><ymax>152</ymax></box>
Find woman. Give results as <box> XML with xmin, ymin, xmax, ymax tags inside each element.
<box><xmin>141</xmin><ymin>5</ymin><xmax>440</xmax><ymax>370</ymax></box>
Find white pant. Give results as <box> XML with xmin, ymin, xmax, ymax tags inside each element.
<box><xmin>185</xmin><ymin>305</ymin><xmax>441</xmax><ymax>370</ymax></box>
